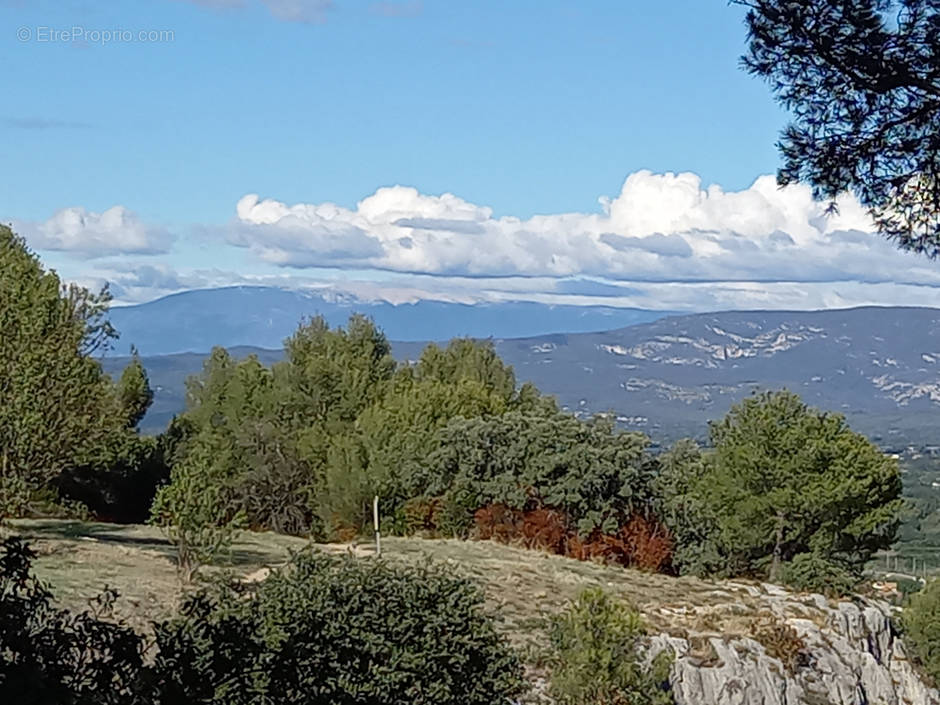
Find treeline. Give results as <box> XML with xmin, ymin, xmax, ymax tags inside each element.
<box><xmin>0</xmin><ymin>224</ymin><xmax>905</xmax><ymax>594</ymax></box>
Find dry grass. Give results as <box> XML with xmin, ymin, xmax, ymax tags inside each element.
<box><xmin>8</xmin><ymin>520</ymin><xmax>777</xmax><ymax>650</ymax></box>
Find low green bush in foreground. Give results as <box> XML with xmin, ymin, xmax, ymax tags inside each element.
<box><xmin>0</xmin><ymin>537</ymin><xmax>525</xmax><ymax>705</ymax></box>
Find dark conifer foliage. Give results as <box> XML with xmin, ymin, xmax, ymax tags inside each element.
<box><xmin>738</xmin><ymin>0</ymin><xmax>940</xmax><ymax>254</ymax></box>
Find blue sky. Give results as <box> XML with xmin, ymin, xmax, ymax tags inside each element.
<box><xmin>3</xmin><ymin>0</ymin><xmax>938</xmax><ymax>311</ymax></box>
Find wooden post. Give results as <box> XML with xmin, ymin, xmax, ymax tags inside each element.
<box><xmin>373</xmin><ymin>495</ymin><xmax>381</xmax><ymax>557</ymax></box>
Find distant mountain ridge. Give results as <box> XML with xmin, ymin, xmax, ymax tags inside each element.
<box><xmin>101</xmin><ymin>305</ymin><xmax>940</xmax><ymax>447</ymax></box>
<box><xmin>107</xmin><ymin>286</ymin><xmax>672</xmax><ymax>355</ymax></box>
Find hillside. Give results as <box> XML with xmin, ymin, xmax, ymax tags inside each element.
<box><xmin>104</xmin><ymin>305</ymin><xmax>940</xmax><ymax>445</ymax></box>
<box><xmin>9</xmin><ymin>520</ymin><xmax>936</xmax><ymax>705</ymax></box>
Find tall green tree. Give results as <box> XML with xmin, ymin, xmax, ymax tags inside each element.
<box><xmin>414</xmin><ymin>338</ymin><xmax>516</xmax><ymax>401</ymax></box>
<box><xmin>315</xmin><ymin>337</ymin><xmax>522</xmax><ymax>534</ymax></box>
<box><xmin>115</xmin><ymin>347</ymin><xmax>154</xmax><ymax>430</ymax></box>
<box><xmin>0</xmin><ymin>225</ymin><xmax>123</xmax><ymax>518</ymax></box>
<box><xmin>280</xmin><ymin>314</ymin><xmax>396</xmax><ymax>429</ymax></box>
<box><xmin>737</xmin><ymin>0</ymin><xmax>940</xmax><ymax>255</ymax></box>
<box><xmin>663</xmin><ymin>390</ymin><xmax>903</xmax><ymax>584</ymax></box>
<box><xmin>171</xmin><ymin>351</ymin><xmax>314</xmax><ymax>534</ymax></box>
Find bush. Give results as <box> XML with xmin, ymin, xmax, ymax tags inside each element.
<box><xmin>0</xmin><ymin>538</ymin><xmax>146</xmax><ymax>704</ymax></box>
<box><xmin>901</xmin><ymin>578</ymin><xmax>940</xmax><ymax>686</ymax></box>
<box><xmin>1</xmin><ymin>537</ymin><xmax>526</xmax><ymax>704</ymax></box>
<box><xmin>57</xmin><ymin>435</ymin><xmax>170</xmax><ymax>524</ymax></box>
<box><xmin>778</xmin><ymin>552</ymin><xmax>857</xmax><ymax>597</ymax></box>
<box><xmin>473</xmin><ymin>504</ymin><xmax>674</xmax><ymax>572</ymax></box>
<box><xmin>149</xmin><ymin>442</ymin><xmax>246</xmax><ymax>581</ymax></box>
<box><xmin>548</xmin><ymin>588</ymin><xmax>673</xmax><ymax>705</ymax></box>
<box><xmin>750</xmin><ymin>613</ymin><xmax>807</xmax><ymax>675</ymax></box>
<box><xmin>151</xmin><ymin>549</ymin><xmax>527</xmax><ymax>705</ymax></box>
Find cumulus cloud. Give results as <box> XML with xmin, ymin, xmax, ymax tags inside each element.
<box><xmin>179</xmin><ymin>0</ymin><xmax>332</xmax><ymax>23</ymax></box>
<box><xmin>14</xmin><ymin>206</ymin><xmax>173</xmax><ymax>258</ymax></box>
<box><xmin>35</xmin><ymin>169</ymin><xmax>940</xmax><ymax>313</ymax></box>
<box><xmin>225</xmin><ymin>170</ymin><xmax>940</xmax><ymax>288</ymax></box>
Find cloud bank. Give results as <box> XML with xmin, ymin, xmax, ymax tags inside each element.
<box><xmin>227</xmin><ymin>171</ymin><xmax>940</xmax><ymax>287</ymax></box>
<box><xmin>16</xmin><ymin>170</ymin><xmax>940</xmax><ymax>312</ymax></box>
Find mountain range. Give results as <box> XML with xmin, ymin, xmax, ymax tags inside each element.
<box><xmin>107</xmin><ymin>286</ymin><xmax>672</xmax><ymax>355</ymax></box>
<box><xmin>101</xmin><ymin>297</ymin><xmax>940</xmax><ymax>448</ymax></box>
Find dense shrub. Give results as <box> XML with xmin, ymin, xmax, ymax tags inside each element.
<box><xmin>151</xmin><ymin>549</ymin><xmax>526</xmax><ymax>705</ymax></box>
<box><xmin>1</xmin><ymin>537</ymin><xmax>526</xmax><ymax>704</ymax></box>
<box><xmin>0</xmin><ymin>538</ymin><xmax>146</xmax><ymax>705</ymax></box>
<box><xmin>548</xmin><ymin>588</ymin><xmax>673</xmax><ymax>705</ymax></box>
<box><xmin>901</xmin><ymin>578</ymin><xmax>940</xmax><ymax>686</ymax></box>
<box><xmin>778</xmin><ymin>552</ymin><xmax>857</xmax><ymax>597</ymax></box>
<box><xmin>474</xmin><ymin>504</ymin><xmax>674</xmax><ymax>572</ymax></box>
<box><xmin>429</xmin><ymin>412</ymin><xmax>657</xmax><ymax>537</ymax></box>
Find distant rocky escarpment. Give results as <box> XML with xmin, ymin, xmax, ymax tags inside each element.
<box><xmin>106</xmin><ymin>306</ymin><xmax>940</xmax><ymax>444</ymax></box>
<box><xmin>474</xmin><ymin>306</ymin><xmax>940</xmax><ymax>446</ymax></box>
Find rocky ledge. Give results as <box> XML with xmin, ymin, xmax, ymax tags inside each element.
<box><xmin>648</xmin><ymin>584</ymin><xmax>936</xmax><ymax>705</ymax></box>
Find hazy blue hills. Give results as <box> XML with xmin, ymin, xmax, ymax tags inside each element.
<box><xmin>101</xmin><ymin>304</ymin><xmax>940</xmax><ymax>447</ymax></box>
<box><xmin>107</xmin><ymin>286</ymin><xmax>672</xmax><ymax>355</ymax></box>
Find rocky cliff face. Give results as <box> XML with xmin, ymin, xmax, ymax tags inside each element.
<box><xmin>648</xmin><ymin>584</ymin><xmax>936</xmax><ymax>705</ymax></box>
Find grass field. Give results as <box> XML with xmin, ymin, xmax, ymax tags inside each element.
<box><xmin>6</xmin><ymin>519</ymin><xmax>812</xmax><ymax>661</ymax></box>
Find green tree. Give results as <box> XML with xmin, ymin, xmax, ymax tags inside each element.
<box><xmin>115</xmin><ymin>347</ymin><xmax>154</xmax><ymax>430</ymax></box>
<box><xmin>150</xmin><ymin>439</ymin><xmax>247</xmax><ymax>580</ymax></box>
<box><xmin>653</xmin><ymin>439</ymin><xmax>726</xmax><ymax>577</ymax></box>
<box><xmin>737</xmin><ymin>0</ymin><xmax>940</xmax><ymax>255</ymax></box>
<box><xmin>667</xmin><ymin>390</ymin><xmax>902</xmax><ymax>585</ymax></box>
<box><xmin>414</xmin><ymin>338</ymin><xmax>516</xmax><ymax>402</ymax></box>
<box><xmin>303</xmin><ymin>336</ymin><xmax>522</xmax><ymax>535</ymax></box>
<box><xmin>427</xmin><ymin>411</ymin><xmax>656</xmax><ymax>536</ymax></box>
<box><xmin>548</xmin><ymin>588</ymin><xmax>672</xmax><ymax>705</ymax></box>
<box><xmin>359</xmin><ymin>378</ymin><xmax>508</xmax><ymax>496</ymax></box>
<box><xmin>0</xmin><ymin>226</ymin><xmax>123</xmax><ymax>519</ymax></box>
<box><xmin>172</xmin><ymin>350</ymin><xmax>316</xmax><ymax>534</ymax></box>
<box><xmin>280</xmin><ymin>314</ymin><xmax>396</xmax><ymax>430</ymax></box>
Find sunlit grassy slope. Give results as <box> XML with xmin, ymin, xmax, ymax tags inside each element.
<box><xmin>7</xmin><ymin>519</ymin><xmax>809</xmax><ymax>658</ymax></box>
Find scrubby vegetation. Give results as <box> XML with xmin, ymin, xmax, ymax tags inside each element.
<box><xmin>0</xmin><ymin>536</ymin><xmax>525</xmax><ymax>704</ymax></box>
<box><xmin>548</xmin><ymin>588</ymin><xmax>672</xmax><ymax>705</ymax></box>
<box><xmin>0</xmin><ymin>222</ymin><xmax>923</xmax><ymax>700</ymax></box>
<box><xmin>0</xmin><ymin>223</ymin><xmax>905</xmax><ymax>593</ymax></box>
<box><xmin>901</xmin><ymin>578</ymin><xmax>940</xmax><ymax>686</ymax></box>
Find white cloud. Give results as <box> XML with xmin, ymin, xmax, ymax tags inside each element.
<box><xmin>14</xmin><ymin>206</ymin><xmax>173</xmax><ymax>258</ymax></box>
<box><xmin>225</xmin><ymin>171</ymin><xmax>940</xmax><ymax>287</ymax></box>
<box><xmin>33</xmin><ymin>169</ymin><xmax>940</xmax><ymax>314</ymax></box>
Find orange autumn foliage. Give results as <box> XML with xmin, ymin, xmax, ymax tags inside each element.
<box><xmin>473</xmin><ymin>504</ymin><xmax>673</xmax><ymax>572</ymax></box>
